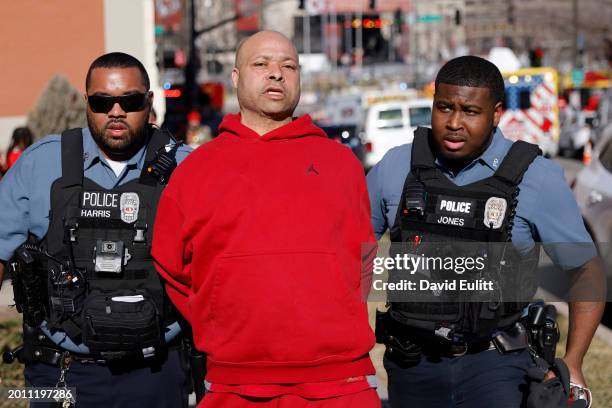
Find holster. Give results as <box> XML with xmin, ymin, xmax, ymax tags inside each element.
<box><xmin>9</xmin><ymin>237</ymin><xmax>48</xmax><ymax>327</ymax></box>
<box><xmin>183</xmin><ymin>334</ymin><xmax>206</xmax><ymax>403</ymax></box>
<box><xmin>20</xmin><ymin>323</ymin><xmax>64</xmax><ymax>366</ymax></box>
<box><xmin>376</xmin><ymin>310</ymin><xmax>422</xmax><ymax>365</ymax></box>
<box><xmin>492</xmin><ymin>322</ymin><xmax>529</xmax><ymax>353</ymax></box>
<box><xmin>524</xmin><ymin>304</ymin><xmax>560</xmax><ymax>366</ymax></box>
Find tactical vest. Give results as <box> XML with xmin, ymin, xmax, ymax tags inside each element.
<box><xmin>36</xmin><ymin>128</ymin><xmax>178</xmax><ymax>359</ymax></box>
<box><xmin>388</xmin><ymin>127</ymin><xmax>541</xmax><ymax>340</ymax></box>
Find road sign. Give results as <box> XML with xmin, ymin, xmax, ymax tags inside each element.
<box><xmin>571</xmin><ymin>69</ymin><xmax>584</xmax><ymax>87</ymax></box>
<box><xmin>306</xmin><ymin>0</ymin><xmax>326</xmax><ymax>14</ymax></box>
<box><xmin>418</xmin><ymin>14</ymin><xmax>442</xmax><ymax>23</ymax></box>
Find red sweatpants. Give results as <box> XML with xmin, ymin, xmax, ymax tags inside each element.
<box><xmin>199</xmin><ymin>388</ymin><xmax>381</xmax><ymax>408</ymax></box>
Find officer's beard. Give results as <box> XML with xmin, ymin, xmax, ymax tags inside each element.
<box><xmin>87</xmin><ymin>112</ymin><xmax>150</xmax><ymax>162</ymax></box>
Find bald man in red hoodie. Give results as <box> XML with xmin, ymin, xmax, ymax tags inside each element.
<box><xmin>152</xmin><ymin>31</ymin><xmax>380</xmax><ymax>408</ymax></box>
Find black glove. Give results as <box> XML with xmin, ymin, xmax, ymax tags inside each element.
<box><xmin>526</xmin><ymin>358</ymin><xmax>588</xmax><ymax>408</ymax></box>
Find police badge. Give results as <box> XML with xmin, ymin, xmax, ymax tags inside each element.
<box><xmin>483</xmin><ymin>197</ymin><xmax>507</xmax><ymax>229</ymax></box>
<box><xmin>120</xmin><ymin>192</ymin><xmax>140</xmax><ymax>224</ymax></box>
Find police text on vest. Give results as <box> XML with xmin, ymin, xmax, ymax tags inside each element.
<box><xmin>82</xmin><ymin>192</ymin><xmax>119</xmax><ymax>208</ymax></box>
<box><xmin>439</xmin><ymin>199</ymin><xmax>471</xmax><ymax>213</ymax></box>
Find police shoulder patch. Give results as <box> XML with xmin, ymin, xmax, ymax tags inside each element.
<box><xmin>483</xmin><ymin>197</ymin><xmax>507</xmax><ymax>229</ymax></box>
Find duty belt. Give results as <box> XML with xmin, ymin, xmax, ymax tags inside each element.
<box><xmin>9</xmin><ymin>324</ymin><xmax>182</xmax><ymax>367</ymax></box>
<box><xmin>422</xmin><ymin>338</ymin><xmax>496</xmax><ymax>357</ymax></box>
<box><xmin>378</xmin><ymin>311</ymin><xmax>529</xmax><ymax>361</ymax></box>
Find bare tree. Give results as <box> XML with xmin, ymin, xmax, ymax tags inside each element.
<box><xmin>26</xmin><ymin>75</ymin><xmax>87</xmax><ymax>141</ymax></box>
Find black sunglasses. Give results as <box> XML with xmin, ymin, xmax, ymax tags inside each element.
<box><xmin>87</xmin><ymin>92</ymin><xmax>150</xmax><ymax>113</ymax></box>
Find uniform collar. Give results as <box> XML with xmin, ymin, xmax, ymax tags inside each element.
<box><xmin>477</xmin><ymin>128</ymin><xmax>513</xmax><ymax>171</ymax></box>
<box><xmin>83</xmin><ymin>127</ymin><xmax>148</xmax><ymax>171</ymax></box>
<box><xmin>434</xmin><ymin>128</ymin><xmax>511</xmax><ymax>175</ymax></box>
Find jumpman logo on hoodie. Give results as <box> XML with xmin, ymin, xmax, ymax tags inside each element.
<box><xmin>306</xmin><ymin>163</ymin><xmax>319</xmax><ymax>175</ymax></box>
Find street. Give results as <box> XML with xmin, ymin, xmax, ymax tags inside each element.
<box><xmin>555</xmin><ymin>156</ymin><xmax>584</xmax><ymax>184</ymax></box>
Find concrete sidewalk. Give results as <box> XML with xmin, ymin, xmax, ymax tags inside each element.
<box><xmin>0</xmin><ymin>280</ymin><xmax>18</xmax><ymax>321</ymax></box>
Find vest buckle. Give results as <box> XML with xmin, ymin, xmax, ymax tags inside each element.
<box><xmin>434</xmin><ymin>326</ymin><xmax>452</xmax><ymax>340</ymax></box>
<box><xmin>134</xmin><ymin>223</ymin><xmax>148</xmax><ymax>243</ymax></box>
<box><xmin>434</xmin><ymin>327</ymin><xmax>468</xmax><ymax>356</ymax></box>
<box><xmin>65</xmin><ymin>223</ymin><xmax>79</xmax><ymax>243</ymax></box>
<box><xmin>449</xmin><ymin>342</ymin><xmax>468</xmax><ymax>357</ymax></box>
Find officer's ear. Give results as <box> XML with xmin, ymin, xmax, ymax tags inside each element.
<box><xmin>492</xmin><ymin>101</ymin><xmax>502</xmax><ymax>127</ymax></box>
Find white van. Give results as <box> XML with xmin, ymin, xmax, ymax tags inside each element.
<box><xmin>363</xmin><ymin>98</ymin><xmax>433</xmax><ymax>168</ymax></box>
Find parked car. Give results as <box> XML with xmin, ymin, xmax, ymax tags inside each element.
<box><xmin>591</xmin><ymin>87</ymin><xmax>612</xmax><ymax>146</ymax></box>
<box><xmin>323</xmin><ymin>94</ymin><xmax>364</xmax><ymax>128</ymax></box>
<box><xmin>574</xmin><ymin>130</ymin><xmax>612</xmax><ymax>244</ymax></box>
<box><xmin>316</xmin><ymin>123</ymin><xmax>366</xmax><ymax>165</ymax></box>
<box><xmin>573</xmin><ymin>129</ymin><xmax>612</xmax><ymax>326</ymax></box>
<box><xmin>362</xmin><ymin>99</ymin><xmax>433</xmax><ymax>169</ymax></box>
<box><xmin>559</xmin><ymin>108</ymin><xmax>596</xmax><ymax>158</ymax></box>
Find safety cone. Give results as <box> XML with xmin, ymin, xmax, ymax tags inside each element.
<box><xmin>583</xmin><ymin>140</ymin><xmax>593</xmax><ymax>166</ymax></box>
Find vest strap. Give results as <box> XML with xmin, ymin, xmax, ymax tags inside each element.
<box><xmin>60</xmin><ymin>128</ymin><xmax>84</xmax><ymax>187</ymax></box>
<box><xmin>494</xmin><ymin>140</ymin><xmax>541</xmax><ymax>186</ymax></box>
<box><xmin>139</xmin><ymin>127</ymin><xmax>173</xmax><ymax>186</ymax></box>
<box><xmin>410</xmin><ymin>127</ymin><xmax>437</xmax><ymax>171</ymax></box>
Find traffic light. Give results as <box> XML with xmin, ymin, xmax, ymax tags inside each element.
<box><xmin>507</xmin><ymin>2</ymin><xmax>514</xmax><ymax>24</ymax></box>
<box><xmin>161</xmin><ymin>49</ymin><xmax>186</xmax><ymax>69</ymax></box>
<box><xmin>529</xmin><ymin>47</ymin><xmax>544</xmax><ymax>67</ymax></box>
<box><xmin>298</xmin><ymin>0</ymin><xmax>305</xmax><ymax>9</ymax></box>
<box><xmin>394</xmin><ymin>8</ymin><xmax>403</xmax><ymax>32</ymax></box>
<box><xmin>455</xmin><ymin>10</ymin><xmax>462</xmax><ymax>25</ymax></box>
<box><xmin>369</xmin><ymin>0</ymin><xmax>376</xmax><ymax>9</ymax></box>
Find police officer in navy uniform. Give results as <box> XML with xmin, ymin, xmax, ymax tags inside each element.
<box><xmin>0</xmin><ymin>52</ymin><xmax>191</xmax><ymax>407</ymax></box>
<box><xmin>367</xmin><ymin>56</ymin><xmax>605</xmax><ymax>407</ymax></box>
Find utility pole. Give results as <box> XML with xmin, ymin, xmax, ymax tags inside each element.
<box><xmin>344</xmin><ymin>12</ymin><xmax>353</xmax><ymax>66</ymax></box>
<box><xmin>356</xmin><ymin>4</ymin><xmax>363</xmax><ymax>70</ymax></box>
<box><xmin>184</xmin><ymin>0</ymin><xmax>199</xmax><ymax>115</ymax></box>
<box><xmin>330</xmin><ymin>3</ymin><xmax>338</xmax><ymax>71</ymax></box>
<box><xmin>183</xmin><ymin>0</ymin><xmax>261</xmax><ymax>115</ymax></box>
<box><xmin>572</xmin><ymin>0</ymin><xmax>579</xmax><ymax>68</ymax></box>
<box><xmin>304</xmin><ymin>12</ymin><xmax>311</xmax><ymax>55</ymax></box>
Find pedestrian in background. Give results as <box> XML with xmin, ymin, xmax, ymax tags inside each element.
<box><xmin>2</xmin><ymin>126</ymin><xmax>33</xmax><ymax>174</ymax></box>
<box><xmin>184</xmin><ymin>110</ymin><xmax>211</xmax><ymax>148</ymax></box>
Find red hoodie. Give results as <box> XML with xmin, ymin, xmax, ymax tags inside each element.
<box><xmin>152</xmin><ymin>114</ymin><xmax>376</xmax><ymax>385</ymax></box>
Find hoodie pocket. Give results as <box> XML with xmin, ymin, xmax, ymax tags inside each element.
<box><xmin>207</xmin><ymin>250</ymin><xmax>363</xmax><ymax>365</ymax></box>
